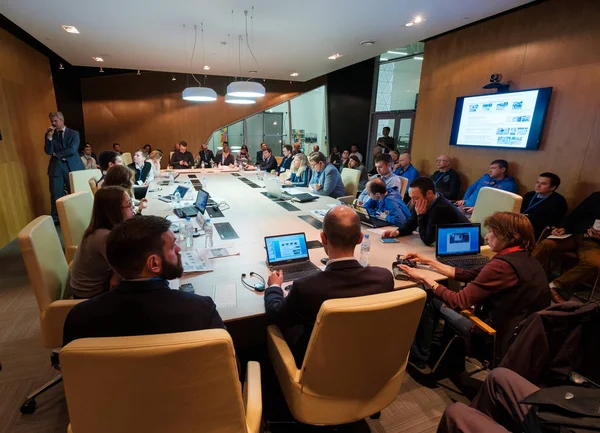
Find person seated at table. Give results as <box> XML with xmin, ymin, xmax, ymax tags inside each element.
<box><xmin>348</xmin><ymin>155</ymin><xmax>368</xmax><ymax>192</ymax></box>
<box><xmin>102</xmin><ymin>165</ymin><xmax>147</xmax><ymax>213</ymax></box>
<box><xmin>277</xmin><ymin>144</ymin><xmax>293</xmax><ymax>174</ymax></box>
<box><xmin>258</xmin><ymin>146</ymin><xmax>278</xmax><ymax>172</ymax></box>
<box><xmin>264</xmin><ymin>205</ymin><xmax>394</xmax><ymax>366</ymax></box>
<box><xmin>63</xmin><ymin>216</ymin><xmax>226</xmax><ymax>346</ymax></box>
<box><xmin>349</xmin><ymin>144</ymin><xmax>363</xmax><ymax>163</ymax></box>
<box><xmin>339</xmin><ymin>149</ymin><xmax>350</xmax><ymax>171</ymax></box>
<box><xmin>363</xmin><ymin>178</ymin><xmax>411</xmax><ymax>227</ymax></box>
<box><xmin>329</xmin><ymin>145</ymin><xmax>342</xmax><ymax>170</ymax></box>
<box><xmin>81</xmin><ymin>143</ymin><xmax>97</xmax><ymax>170</ymax></box>
<box><xmin>169</xmin><ymin>140</ymin><xmax>194</xmax><ymax>169</ymax></box>
<box><xmin>308</xmin><ymin>151</ymin><xmax>347</xmax><ymax>198</ymax></box>
<box><xmin>284</xmin><ymin>153</ymin><xmax>311</xmax><ymax>187</ymax></box>
<box><xmin>357</xmin><ymin>153</ymin><xmax>402</xmax><ymax>204</ymax></box>
<box><xmin>292</xmin><ymin>142</ymin><xmax>302</xmax><ymax>155</ymax></box>
<box><xmin>369</xmin><ymin>146</ymin><xmax>382</xmax><ymax>176</ymax></box>
<box><xmin>256</xmin><ymin>142</ymin><xmax>267</xmax><ymax>164</ymax></box>
<box><xmin>390</xmin><ymin>150</ymin><xmax>401</xmax><ymax>173</ymax></box>
<box><xmin>215</xmin><ymin>141</ymin><xmax>235</xmax><ymax>167</ymax></box>
<box><xmin>97</xmin><ymin>150</ymin><xmax>123</xmax><ymax>188</ymax></box>
<box><xmin>238</xmin><ymin>144</ymin><xmax>251</xmax><ymax>164</ymax></box>
<box><xmin>143</xmin><ymin>144</ymin><xmax>152</xmax><ymax>154</ymax></box>
<box><xmin>430</xmin><ymin>154</ymin><xmax>461</xmax><ymax>201</ymax></box>
<box><xmin>195</xmin><ymin>142</ymin><xmax>215</xmax><ymax>167</ymax></box>
<box><xmin>68</xmin><ymin>186</ymin><xmax>134</xmax><ymax>299</ymax></box>
<box><xmin>520</xmin><ymin>172</ymin><xmax>567</xmax><ymax>240</ymax></box>
<box><xmin>382</xmin><ymin>177</ymin><xmax>470</xmax><ymax>246</ymax></box>
<box><xmin>147</xmin><ymin>150</ymin><xmax>163</xmax><ymax>178</ymax></box>
<box><xmin>112</xmin><ymin>142</ymin><xmax>122</xmax><ymax>155</ymax></box>
<box><xmin>455</xmin><ymin>159</ymin><xmax>517</xmax><ymax>210</ymax></box>
<box><xmin>313</xmin><ymin>145</ymin><xmax>320</xmax><ymax>153</ymax></box>
<box><xmin>128</xmin><ymin>149</ymin><xmax>154</xmax><ymax>185</ymax></box>
<box><xmin>395</xmin><ymin>152</ymin><xmax>419</xmax><ymax>201</ymax></box>
<box><xmin>397</xmin><ymin>212</ymin><xmax>550</xmax><ymax>368</ymax></box>
<box><xmin>532</xmin><ymin>191</ymin><xmax>600</xmax><ymax>303</ymax></box>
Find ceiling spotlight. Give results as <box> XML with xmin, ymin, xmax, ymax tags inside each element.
<box><xmin>387</xmin><ymin>51</ymin><xmax>407</xmax><ymax>55</ymax></box>
<box><xmin>414</xmin><ymin>15</ymin><xmax>423</xmax><ymax>23</ymax></box>
<box><xmin>92</xmin><ymin>57</ymin><xmax>104</xmax><ymax>62</ymax></box>
<box><xmin>414</xmin><ymin>56</ymin><xmax>424</xmax><ymax>60</ymax></box>
<box><xmin>380</xmin><ymin>57</ymin><xmax>389</xmax><ymax>61</ymax></box>
<box><xmin>290</xmin><ymin>72</ymin><xmax>299</xmax><ymax>77</ymax></box>
<box><xmin>273</xmin><ymin>121</ymin><xmax>277</xmax><ymax>125</ymax></box>
<box><xmin>137</xmin><ymin>70</ymin><xmax>141</xmax><ymax>75</ymax></box>
<box><xmin>61</xmin><ymin>25</ymin><xmax>79</xmax><ymax>34</ymax></box>
<box><xmin>171</xmin><ymin>74</ymin><xmax>176</xmax><ymax>81</ymax></box>
<box><xmin>405</xmin><ymin>22</ymin><xmax>414</xmax><ymax>27</ymax></box>
<box><xmin>59</xmin><ymin>63</ymin><xmax>64</xmax><ymax>70</ymax></box>
<box><xmin>99</xmin><ymin>67</ymin><xmax>104</xmax><ymax>73</ymax></box>
<box><xmin>204</xmin><ymin>65</ymin><xmax>211</xmax><ymax>70</ymax></box>
<box><xmin>360</xmin><ymin>41</ymin><xmax>375</xmax><ymax>46</ymax></box>
<box><xmin>328</xmin><ymin>53</ymin><xmax>342</xmax><ymax>60</ymax></box>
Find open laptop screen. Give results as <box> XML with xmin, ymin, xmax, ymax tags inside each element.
<box><xmin>436</xmin><ymin>224</ymin><xmax>481</xmax><ymax>257</ymax></box>
<box><xmin>194</xmin><ymin>189</ymin><xmax>209</xmax><ymax>214</ymax></box>
<box><xmin>265</xmin><ymin>233</ymin><xmax>309</xmax><ymax>265</ymax></box>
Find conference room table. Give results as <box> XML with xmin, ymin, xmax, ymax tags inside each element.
<box><xmin>143</xmin><ymin>167</ymin><xmax>446</xmax><ymax>329</ymax></box>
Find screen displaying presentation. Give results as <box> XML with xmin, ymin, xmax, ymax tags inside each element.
<box><xmin>265</xmin><ymin>233</ymin><xmax>309</xmax><ymax>264</ymax></box>
<box><xmin>437</xmin><ymin>226</ymin><xmax>480</xmax><ymax>256</ymax></box>
<box><xmin>449</xmin><ymin>87</ymin><xmax>552</xmax><ymax>150</ymax></box>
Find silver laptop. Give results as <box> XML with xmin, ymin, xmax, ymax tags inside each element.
<box><xmin>435</xmin><ymin>223</ymin><xmax>489</xmax><ymax>269</ymax></box>
<box><xmin>264</xmin><ymin>177</ymin><xmax>285</xmax><ymax>199</ymax></box>
<box><xmin>265</xmin><ymin>232</ymin><xmax>320</xmax><ymax>282</ymax></box>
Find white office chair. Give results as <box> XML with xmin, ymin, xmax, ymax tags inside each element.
<box><xmin>69</xmin><ymin>169</ymin><xmax>102</xmax><ymax>194</ymax></box>
<box><xmin>120</xmin><ymin>152</ymin><xmax>132</xmax><ymax>166</ymax></box>
<box><xmin>56</xmin><ymin>192</ymin><xmax>94</xmax><ymax>263</ymax></box>
<box><xmin>470</xmin><ymin>187</ymin><xmax>522</xmax><ymax>236</ymax></box>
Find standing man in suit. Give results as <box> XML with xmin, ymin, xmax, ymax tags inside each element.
<box><xmin>308</xmin><ymin>151</ymin><xmax>347</xmax><ymax>198</ymax></box>
<box><xmin>264</xmin><ymin>205</ymin><xmax>395</xmax><ymax>366</ymax></box>
<box><xmin>277</xmin><ymin>144</ymin><xmax>293</xmax><ymax>174</ymax></box>
<box><xmin>44</xmin><ymin>111</ymin><xmax>85</xmax><ymax>224</ymax></box>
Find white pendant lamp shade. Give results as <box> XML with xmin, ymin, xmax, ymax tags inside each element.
<box><xmin>182</xmin><ymin>86</ymin><xmax>217</xmax><ymax>102</ymax></box>
<box><xmin>226</xmin><ymin>81</ymin><xmax>266</xmax><ymax>98</ymax></box>
<box><xmin>225</xmin><ymin>94</ymin><xmax>256</xmax><ymax>104</ymax></box>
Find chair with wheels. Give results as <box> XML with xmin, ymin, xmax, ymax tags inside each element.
<box><xmin>56</xmin><ymin>192</ymin><xmax>94</xmax><ymax>263</ymax></box>
<box><xmin>17</xmin><ymin>216</ymin><xmax>84</xmax><ymax>414</ymax></box>
<box><xmin>338</xmin><ymin>167</ymin><xmax>361</xmax><ymax>204</ymax></box>
<box><xmin>267</xmin><ymin>288</ymin><xmax>426</xmax><ymax>426</ymax></box>
<box><xmin>69</xmin><ymin>169</ymin><xmax>102</xmax><ymax>194</ymax></box>
<box><xmin>61</xmin><ymin>329</ymin><xmax>262</xmax><ymax>433</ymax></box>
<box><xmin>470</xmin><ymin>187</ymin><xmax>522</xmax><ymax>236</ymax></box>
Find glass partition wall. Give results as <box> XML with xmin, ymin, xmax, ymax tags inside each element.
<box><xmin>207</xmin><ymin>85</ymin><xmax>327</xmax><ymax>160</ymax></box>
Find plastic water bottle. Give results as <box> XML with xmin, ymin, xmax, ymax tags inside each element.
<box><xmin>184</xmin><ymin>217</ymin><xmax>194</xmax><ymax>249</ymax></box>
<box><xmin>204</xmin><ymin>219</ymin><xmax>214</xmax><ymax>248</ymax></box>
<box><xmin>255</xmin><ymin>166</ymin><xmax>261</xmax><ymax>180</ymax></box>
<box><xmin>168</xmin><ymin>171</ymin><xmax>174</xmax><ymax>186</ymax></box>
<box><xmin>239</xmin><ymin>160</ymin><xmax>244</xmax><ymax>172</ymax></box>
<box><xmin>173</xmin><ymin>191</ymin><xmax>181</xmax><ymax>209</ymax></box>
<box><xmin>201</xmin><ymin>161</ymin><xmax>205</xmax><ymax>169</ymax></box>
<box><xmin>202</xmin><ymin>177</ymin><xmax>207</xmax><ymax>191</ymax></box>
<box><xmin>359</xmin><ymin>234</ymin><xmax>371</xmax><ymax>266</ymax></box>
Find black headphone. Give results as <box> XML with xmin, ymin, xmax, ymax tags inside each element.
<box><xmin>241</xmin><ymin>272</ymin><xmax>266</xmax><ymax>292</ymax></box>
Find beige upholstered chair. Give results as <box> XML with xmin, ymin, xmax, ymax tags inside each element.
<box><xmin>56</xmin><ymin>192</ymin><xmax>94</xmax><ymax>263</ymax></box>
<box><xmin>88</xmin><ymin>178</ymin><xmax>98</xmax><ymax>195</ymax></box>
<box><xmin>69</xmin><ymin>168</ymin><xmax>102</xmax><ymax>194</ymax></box>
<box><xmin>61</xmin><ymin>330</ymin><xmax>262</xmax><ymax>433</ymax></box>
<box><xmin>398</xmin><ymin>175</ymin><xmax>409</xmax><ymax>198</ymax></box>
<box><xmin>17</xmin><ymin>216</ymin><xmax>84</xmax><ymax>414</ymax></box>
<box><xmin>267</xmin><ymin>288</ymin><xmax>426</xmax><ymax>426</ymax></box>
<box><xmin>470</xmin><ymin>187</ymin><xmax>523</xmax><ymax>236</ymax></box>
<box><xmin>275</xmin><ymin>156</ymin><xmax>283</xmax><ymax>165</ymax></box>
<box><xmin>120</xmin><ymin>151</ymin><xmax>132</xmax><ymax>166</ymax></box>
<box><xmin>339</xmin><ymin>167</ymin><xmax>361</xmax><ymax>204</ymax></box>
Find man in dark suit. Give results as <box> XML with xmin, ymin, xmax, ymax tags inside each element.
<box><xmin>63</xmin><ymin>216</ymin><xmax>225</xmax><ymax>346</ymax></box>
<box><xmin>264</xmin><ymin>205</ymin><xmax>395</xmax><ymax>366</ymax></box>
<box><xmin>382</xmin><ymin>176</ymin><xmax>470</xmax><ymax>246</ymax></box>
<box><xmin>256</xmin><ymin>142</ymin><xmax>267</xmax><ymax>164</ymax></box>
<box><xmin>277</xmin><ymin>144</ymin><xmax>293</xmax><ymax>174</ymax></box>
<box><xmin>195</xmin><ymin>142</ymin><xmax>215</xmax><ymax>167</ymax></box>
<box><xmin>44</xmin><ymin>111</ymin><xmax>85</xmax><ymax>224</ymax></box>
<box><xmin>259</xmin><ymin>146</ymin><xmax>278</xmax><ymax>172</ymax></box>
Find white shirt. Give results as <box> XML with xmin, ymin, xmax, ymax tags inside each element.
<box><xmin>47</xmin><ymin>126</ymin><xmax>67</xmax><ymax>141</ymax></box>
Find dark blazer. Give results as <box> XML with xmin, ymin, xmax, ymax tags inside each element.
<box><xmin>197</xmin><ymin>149</ymin><xmax>215</xmax><ymax>166</ymax></box>
<box><xmin>259</xmin><ymin>155</ymin><xmax>278</xmax><ymax>172</ymax></box>
<box><xmin>256</xmin><ymin>150</ymin><xmax>264</xmax><ymax>164</ymax></box>
<box><xmin>397</xmin><ymin>195</ymin><xmax>470</xmax><ymax>246</ymax></box>
<box><xmin>521</xmin><ymin>191</ymin><xmax>568</xmax><ymax>240</ymax></box>
<box><xmin>63</xmin><ymin>279</ymin><xmax>225</xmax><ymax>346</ymax></box>
<box><xmin>44</xmin><ymin>128</ymin><xmax>85</xmax><ymax>175</ymax></box>
<box><xmin>264</xmin><ymin>259</ymin><xmax>395</xmax><ymax>366</ymax></box>
<box><xmin>278</xmin><ymin>155</ymin><xmax>293</xmax><ymax>174</ymax></box>
<box><xmin>215</xmin><ymin>152</ymin><xmax>235</xmax><ymax>166</ymax></box>
<box><xmin>128</xmin><ymin>161</ymin><xmax>153</xmax><ymax>183</ymax></box>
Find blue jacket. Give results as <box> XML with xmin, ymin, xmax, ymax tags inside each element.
<box><xmin>364</xmin><ymin>188</ymin><xmax>411</xmax><ymax>226</ymax></box>
<box><xmin>288</xmin><ymin>169</ymin><xmax>311</xmax><ymax>187</ymax></box>
<box><xmin>278</xmin><ymin>155</ymin><xmax>293</xmax><ymax>174</ymax></box>
<box><xmin>394</xmin><ymin>164</ymin><xmax>419</xmax><ymax>186</ymax></box>
<box><xmin>44</xmin><ymin>128</ymin><xmax>85</xmax><ymax>176</ymax></box>
<box><xmin>357</xmin><ymin>172</ymin><xmax>402</xmax><ymax>203</ymax></box>
<box><xmin>464</xmin><ymin>174</ymin><xmax>518</xmax><ymax>207</ymax></box>
<box><xmin>310</xmin><ymin>162</ymin><xmax>347</xmax><ymax>198</ymax></box>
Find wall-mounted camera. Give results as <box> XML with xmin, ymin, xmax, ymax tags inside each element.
<box><xmin>483</xmin><ymin>73</ymin><xmax>510</xmax><ymax>93</ymax></box>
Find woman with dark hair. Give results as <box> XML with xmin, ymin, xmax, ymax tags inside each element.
<box><xmin>103</xmin><ymin>165</ymin><xmax>148</xmax><ymax>213</ymax></box>
<box><xmin>399</xmin><ymin>212</ymin><xmax>550</xmax><ymax>367</ymax></box>
<box><xmin>143</xmin><ymin>143</ymin><xmax>152</xmax><ymax>154</ymax></box>
<box><xmin>348</xmin><ymin>155</ymin><xmax>368</xmax><ymax>191</ymax></box>
<box><xmin>215</xmin><ymin>141</ymin><xmax>235</xmax><ymax>167</ymax></box>
<box><xmin>238</xmin><ymin>144</ymin><xmax>251</xmax><ymax>164</ymax></box>
<box><xmin>329</xmin><ymin>145</ymin><xmax>341</xmax><ymax>169</ymax></box>
<box><xmin>67</xmin><ymin>186</ymin><xmax>135</xmax><ymax>298</ymax></box>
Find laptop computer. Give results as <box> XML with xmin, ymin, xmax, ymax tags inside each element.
<box><xmin>159</xmin><ymin>185</ymin><xmax>189</xmax><ymax>202</ymax></box>
<box><xmin>133</xmin><ymin>185</ymin><xmax>148</xmax><ymax>200</ymax></box>
<box><xmin>265</xmin><ymin>178</ymin><xmax>317</xmax><ymax>203</ymax></box>
<box><xmin>436</xmin><ymin>223</ymin><xmax>490</xmax><ymax>269</ymax></box>
<box><xmin>356</xmin><ymin>210</ymin><xmax>390</xmax><ymax>228</ymax></box>
<box><xmin>173</xmin><ymin>189</ymin><xmax>209</xmax><ymax>218</ymax></box>
<box><xmin>265</xmin><ymin>233</ymin><xmax>321</xmax><ymax>282</ymax></box>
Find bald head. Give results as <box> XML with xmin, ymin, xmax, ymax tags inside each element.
<box><xmin>436</xmin><ymin>154</ymin><xmax>451</xmax><ymax>171</ymax></box>
<box><xmin>323</xmin><ymin>206</ymin><xmax>362</xmax><ymax>251</ymax></box>
<box><xmin>367</xmin><ymin>177</ymin><xmax>387</xmax><ymax>195</ymax></box>
<box><xmin>399</xmin><ymin>152</ymin><xmax>411</xmax><ymax>168</ymax></box>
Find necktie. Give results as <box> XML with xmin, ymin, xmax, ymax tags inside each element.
<box><xmin>57</xmin><ymin>130</ymin><xmax>64</xmax><ymax>148</ymax></box>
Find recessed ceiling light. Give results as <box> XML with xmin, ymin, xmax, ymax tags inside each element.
<box><xmin>387</xmin><ymin>51</ymin><xmax>407</xmax><ymax>55</ymax></box>
<box><xmin>290</xmin><ymin>72</ymin><xmax>299</xmax><ymax>77</ymax></box>
<box><xmin>380</xmin><ymin>57</ymin><xmax>389</xmax><ymax>61</ymax></box>
<box><xmin>137</xmin><ymin>70</ymin><xmax>141</xmax><ymax>75</ymax></box>
<box><xmin>203</xmin><ymin>65</ymin><xmax>211</xmax><ymax>70</ymax></box>
<box><xmin>99</xmin><ymin>67</ymin><xmax>104</xmax><ymax>73</ymax></box>
<box><xmin>328</xmin><ymin>53</ymin><xmax>342</xmax><ymax>60</ymax></box>
<box><xmin>405</xmin><ymin>22</ymin><xmax>414</xmax><ymax>27</ymax></box>
<box><xmin>61</xmin><ymin>25</ymin><xmax>79</xmax><ymax>34</ymax></box>
<box><xmin>92</xmin><ymin>57</ymin><xmax>104</xmax><ymax>62</ymax></box>
<box><xmin>360</xmin><ymin>41</ymin><xmax>375</xmax><ymax>46</ymax></box>
<box><xmin>414</xmin><ymin>15</ymin><xmax>423</xmax><ymax>24</ymax></box>
<box><xmin>414</xmin><ymin>56</ymin><xmax>424</xmax><ymax>60</ymax></box>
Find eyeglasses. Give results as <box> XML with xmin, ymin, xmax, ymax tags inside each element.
<box><xmin>123</xmin><ymin>201</ymin><xmax>134</xmax><ymax>210</ymax></box>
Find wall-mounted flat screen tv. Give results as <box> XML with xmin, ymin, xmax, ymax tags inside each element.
<box><xmin>449</xmin><ymin>87</ymin><xmax>552</xmax><ymax>150</ymax></box>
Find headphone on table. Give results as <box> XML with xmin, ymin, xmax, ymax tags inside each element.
<box><xmin>241</xmin><ymin>272</ymin><xmax>266</xmax><ymax>292</ymax></box>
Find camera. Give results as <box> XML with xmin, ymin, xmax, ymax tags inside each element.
<box><xmin>483</xmin><ymin>73</ymin><xmax>510</xmax><ymax>93</ymax></box>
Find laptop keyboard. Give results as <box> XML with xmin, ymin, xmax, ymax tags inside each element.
<box><xmin>441</xmin><ymin>256</ymin><xmax>490</xmax><ymax>269</ymax></box>
<box><xmin>180</xmin><ymin>206</ymin><xmax>197</xmax><ymax>214</ymax></box>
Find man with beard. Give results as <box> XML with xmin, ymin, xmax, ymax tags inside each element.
<box><xmin>62</xmin><ymin>216</ymin><xmax>225</xmax><ymax>345</ymax></box>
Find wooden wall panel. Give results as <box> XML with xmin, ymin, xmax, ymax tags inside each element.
<box><xmin>81</xmin><ymin>73</ymin><xmax>326</xmax><ymax>165</ymax></box>
<box><xmin>0</xmin><ymin>28</ymin><xmax>57</xmax><ymax>247</ymax></box>
<box><xmin>412</xmin><ymin>0</ymin><xmax>600</xmax><ymax>208</ymax></box>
